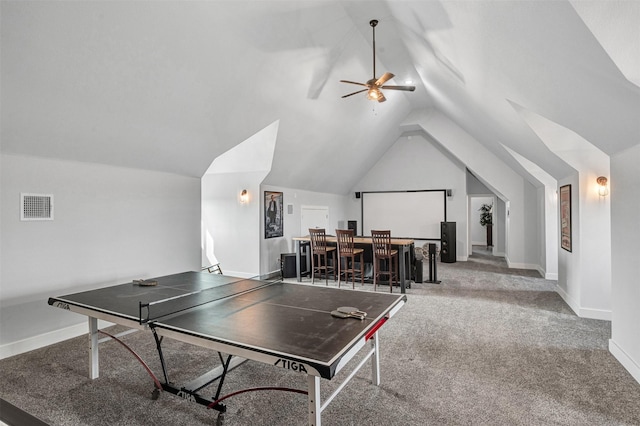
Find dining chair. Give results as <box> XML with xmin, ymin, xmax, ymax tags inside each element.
<box><xmin>371</xmin><ymin>230</ymin><xmax>398</xmax><ymax>292</ymax></box>
<box><xmin>309</xmin><ymin>228</ymin><xmax>336</xmax><ymax>285</ymax></box>
<box><xmin>336</xmin><ymin>229</ymin><xmax>364</xmax><ymax>289</ymax></box>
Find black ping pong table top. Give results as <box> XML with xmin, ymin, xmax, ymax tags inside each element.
<box><xmin>48</xmin><ymin>271</ymin><xmax>406</xmax><ymax>379</ymax></box>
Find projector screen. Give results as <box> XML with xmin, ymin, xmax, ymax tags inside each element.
<box><xmin>361</xmin><ymin>190</ymin><xmax>446</xmax><ymax>240</ymax></box>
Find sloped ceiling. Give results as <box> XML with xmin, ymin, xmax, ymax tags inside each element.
<box><xmin>1</xmin><ymin>1</ymin><xmax>638</xmax><ymax>195</ymax></box>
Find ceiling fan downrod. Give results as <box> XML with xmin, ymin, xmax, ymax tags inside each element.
<box><xmin>370</xmin><ymin>19</ymin><xmax>378</xmax><ymax>81</ymax></box>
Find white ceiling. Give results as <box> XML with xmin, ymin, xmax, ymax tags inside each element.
<box><xmin>2</xmin><ymin>1</ymin><xmax>638</xmax><ymax>194</ymax></box>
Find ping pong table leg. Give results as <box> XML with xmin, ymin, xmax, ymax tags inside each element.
<box><xmin>89</xmin><ymin>317</ymin><xmax>99</xmax><ymax>379</ymax></box>
<box><xmin>370</xmin><ymin>332</ymin><xmax>380</xmax><ymax>386</ymax></box>
<box><xmin>307</xmin><ymin>375</ymin><xmax>321</xmax><ymax>426</ymax></box>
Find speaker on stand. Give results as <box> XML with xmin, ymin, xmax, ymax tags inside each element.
<box><xmin>424</xmin><ymin>243</ymin><xmax>441</xmax><ymax>283</ymax></box>
<box><xmin>440</xmin><ymin>222</ymin><xmax>457</xmax><ymax>263</ymax></box>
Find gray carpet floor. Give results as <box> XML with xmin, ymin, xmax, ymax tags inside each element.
<box><xmin>1</xmin><ymin>247</ymin><xmax>639</xmax><ymax>425</ymax></box>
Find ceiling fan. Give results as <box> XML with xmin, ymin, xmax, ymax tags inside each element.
<box><xmin>340</xmin><ymin>19</ymin><xmax>416</xmax><ymax>102</ymax></box>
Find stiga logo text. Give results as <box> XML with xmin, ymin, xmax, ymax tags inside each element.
<box><xmin>177</xmin><ymin>390</ymin><xmax>196</xmax><ymax>402</ymax></box>
<box><xmin>54</xmin><ymin>302</ymin><xmax>70</xmax><ymax>310</ymax></box>
<box><xmin>274</xmin><ymin>358</ymin><xmax>307</xmax><ymax>373</ymax></box>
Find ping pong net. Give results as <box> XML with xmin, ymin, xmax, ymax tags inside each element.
<box><xmin>138</xmin><ymin>275</ymin><xmax>280</xmax><ymax>325</ymax></box>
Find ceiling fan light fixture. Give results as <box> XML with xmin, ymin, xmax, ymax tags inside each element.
<box><xmin>339</xmin><ymin>19</ymin><xmax>416</xmax><ymax>102</ymax></box>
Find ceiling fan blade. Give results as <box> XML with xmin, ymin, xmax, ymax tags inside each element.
<box><xmin>341</xmin><ymin>88</ymin><xmax>369</xmax><ymax>98</ymax></box>
<box><xmin>377</xmin><ymin>92</ymin><xmax>387</xmax><ymax>102</ymax></box>
<box><xmin>380</xmin><ymin>85</ymin><xmax>416</xmax><ymax>91</ymax></box>
<box><xmin>340</xmin><ymin>80</ymin><xmax>369</xmax><ymax>87</ymax></box>
<box><xmin>375</xmin><ymin>72</ymin><xmax>394</xmax><ymax>87</ymax></box>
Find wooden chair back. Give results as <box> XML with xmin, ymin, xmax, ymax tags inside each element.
<box><xmin>372</xmin><ymin>230</ymin><xmax>393</xmax><ymax>257</ymax></box>
<box><xmin>336</xmin><ymin>229</ymin><xmax>356</xmax><ymax>255</ymax></box>
<box><xmin>309</xmin><ymin>228</ymin><xmax>329</xmax><ymax>254</ymax></box>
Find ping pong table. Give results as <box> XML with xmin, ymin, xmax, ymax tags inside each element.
<box><xmin>48</xmin><ymin>271</ymin><xmax>406</xmax><ymax>425</ymax></box>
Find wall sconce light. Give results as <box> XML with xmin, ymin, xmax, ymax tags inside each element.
<box><xmin>240</xmin><ymin>189</ymin><xmax>248</xmax><ymax>203</ymax></box>
<box><xmin>596</xmin><ymin>176</ymin><xmax>609</xmax><ymax>197</ymax></box>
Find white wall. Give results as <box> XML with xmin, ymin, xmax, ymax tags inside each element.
<box><xmin>577</xmin><ymin>170</ymin><xmax>612</xmax><ymax>319</ymax></box>
<box><xmin>0</xmin><ymin>154</ymin><xmax>201</xmax><ymax>358</ymax></box>
<box><xmin>609</xmin><ymin>144</ymin><xmax>640</xmax><ymax>384</ymax></box>
<box><xmin>522</xmin><ymin>180</ymin><xmax>541</xmax><ymax>270</ymax></box>
<box><xmin>200</xmin><ymin>120</ymin><xmax>278</xmax><ymax>278</ymax></box>
<box><xmin>404</xmin><ymin>109</ymin><xmax>538</xmax><ymax>269</ymax></box>
<box><xmin>495</xmin><ymin>197</ymin><xmax>507</xmax><ymax>257</ymax></box>
<box><xmin>349</xmin><ymin>133</ymin><xmax>468</xmax><ymax>261</ymax></box>
<box><xmin>259</xmin><ymin>131</ymin><xmax>473</xmax><ymax>271</ymax></box>
<box><xmin>259</xmin><ymin>185</ymin><xmax>348</xmax><ymax>275</ymax></box>
<box><xmin>556</xmin><ymin>170</ymin><xmax>612</xmax><ymax>321</ymax></box>
<box><xmin>201</xmin><ymin>172</ymin><xmax>264</xmax><ymax>278</ymax></box>
<box><xmin>541</xmin><ymin>185</ymin><xmax>559</xmax><ymax>280</ymax></box>
<box><xmin>556</xmin><ymin>174</ymin><xmax>581</xmax><ymax>315</ymax></box>
<box><xmin>515</xmin><ymin>103</ymin><xmax>611</xmax><ymax>313</ymax></box>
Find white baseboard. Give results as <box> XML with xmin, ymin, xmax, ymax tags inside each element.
<box><xmin>223</xmin><ymin>270</ymin><xmax>259</xmax><ymax>279</ymax></box>
<box><xmin>609</xmin><ymin>339</ymin><xmax>640</xmax><ymax>385</ymax></box>
<box><xmin>505</xmin><ymin>260</ymin><xmax>539</xmax><ymax>271</ymax></box>
<box><xmin>555</xmin><ymin>284</ymin><xmax>580</xmax><ymax>316</ymax></box>
<box><xmin>0</xmin><ymin>322</ymin><xmax>86</xmax><ymax>360</ymax></box>
<box><xmin>579</xmin><ymin>307</ymin><xmax>611</xmax><ymax>321</ymax></box>
<box><xmin>534</xmin><ymin>265</ymin><xmax>559</xmax><ymax>280</ymax></box>
<box><xmin>554</xmin><ymin>284</ymin><xmax>611</xmax><ymax>320</ymax></box>
<box><xmin>0</xmin><ymin>319</ymin><xmax>112</xmax><ymax>360</ymax></box>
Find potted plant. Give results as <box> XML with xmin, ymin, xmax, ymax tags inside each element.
<box><xmin>479</xmin><ymin>203</ymin><xmax>493</xmax><ymax>247</ymax></box>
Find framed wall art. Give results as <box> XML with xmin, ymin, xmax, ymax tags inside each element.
<box><xmin>264</xmin><ymin>191</ymin><xmax>283</xmax><ymax>239</ymax></box>
<box><xmin>560</xmin><ymin>184</ymin><xmax>572</xmax><ymax>252</ymax></box>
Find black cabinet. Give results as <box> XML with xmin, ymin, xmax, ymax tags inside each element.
<box><xmin>281</xmin><ymin>253</ymin><xmax>307</xmax><ymax>278</ymax></box>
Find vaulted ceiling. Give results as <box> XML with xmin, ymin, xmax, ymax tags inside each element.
<box><xmin>2</xmin><ymin>1</ymin><xmax>638</xmax><ymax>194</ymax></box>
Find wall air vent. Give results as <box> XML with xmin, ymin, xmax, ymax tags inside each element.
<box><xmin>21</xmin><ymin>193</ymin><xmax>54</xmax><ymax>221</ymax></box>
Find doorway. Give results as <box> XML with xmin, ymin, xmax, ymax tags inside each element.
<box><xmin>469</xmin><ymin>195</ymin><xmax>496</xmax><ymax>257</ymax></box>
<box><xmin>300</xmin><ymin>206</ymin><xmax>330</xmax><ymax>235</ymax></box>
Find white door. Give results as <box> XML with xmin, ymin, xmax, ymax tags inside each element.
<box><xmin>301</xmin><ymin>206</ymin><xmax>330</xmax><ymax>235</ymax></box>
